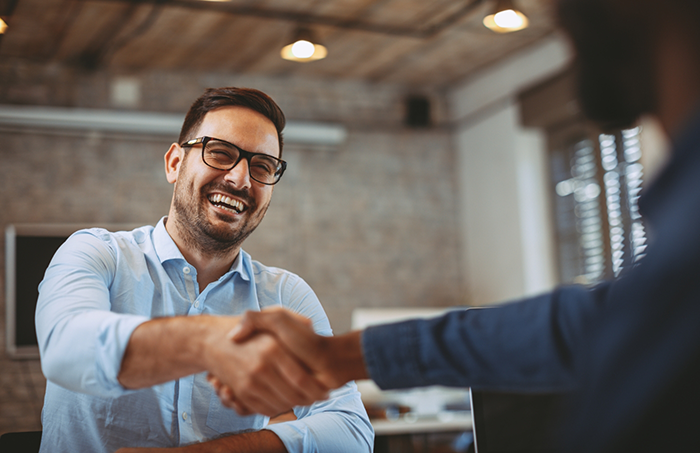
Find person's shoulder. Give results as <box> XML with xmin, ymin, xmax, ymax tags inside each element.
<box><xmin>243</xmin><ymin>252</ymin><xmax>310</xmax><ymax>289</ymax></box>
<box><xmin>69</xmin><ymin>224</ymin><xmax>155</xmax><ymax>253</ymax></box>
<box><xmin>247</xmin><ymin>256</ymin><xmax>299</xmax><ymax>280</ymax></box>
<box><xmin>245</xmin><ymin>254</ymin><xmax>328</xmax><ymax>331</ymax></box>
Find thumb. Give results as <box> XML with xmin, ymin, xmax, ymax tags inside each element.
<box><xmin>228</xmin><ymin>313</ymin><xmax>257</xmax><ymax>342</ymax></box>
<box><xmin>229</xmin><ymin>308</ymin><xmax>308</xmax><ymax>342</ymax></box>
<box><xmin>231</xmin><ymin>308</ymin><xmax>322</xmax><ymax>364</ymax></box>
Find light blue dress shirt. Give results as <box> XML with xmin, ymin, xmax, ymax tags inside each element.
<box><xmin>35</xmin><ymin>218</ymin><xmax>373</xmax><ymax>453</ymax></box>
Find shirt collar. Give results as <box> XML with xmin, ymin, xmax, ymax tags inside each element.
<box><xmin>153</xmin><ymin>217</ymin><xmax>184</xmax><ymax>264</ymax></box>
<box><xmin>153</xmin><ymin>216</ymin><xmax>252</xmax><ymax>281</ymax></box>
<box><xmin>229</xmin><ymin>248</ymin><xmax>252</xmax><ymax>282</ymax></box>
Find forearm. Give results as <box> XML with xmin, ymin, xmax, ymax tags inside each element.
<box><xmin>115</xmin><ymin>429</ymin><xmax>286</xmax><ymax>453</ymax></box>
<box><xmin>118</xmin><ymin>315</ymin><xmax>237</xmax><ymax>389</ymax></box>
<box><xmin>323</xmin><ymin>331</ymin><xmax>370</xmax><ymax>385</ymax></box>
<box><xmin>184</xmin><ymin>430</ymin><xmax>286</xmax><ymax>453</ymax></box>
<box><xmin>363</xmin><ymin>285</ymin><xmax>608</xmax><ymax>391</ymax></box>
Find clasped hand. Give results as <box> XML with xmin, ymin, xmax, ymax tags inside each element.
<box><xmin>206</xmin><ymin>308</ymin><xmax>349</xmax><ymax>417</ymax></box>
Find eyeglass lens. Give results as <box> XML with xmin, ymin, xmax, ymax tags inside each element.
<box><xmin>203</xmin><ymin>139</ymin><xmax>282</xmax><ymax>184</ymax></box>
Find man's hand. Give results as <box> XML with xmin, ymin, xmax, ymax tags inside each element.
<box><xmin>118</xmin><ymin>315</ymin><xmax>329</xmax><ymax>417</ymax></box>
<box><xmin>201</xmin><ymin>320</ymin><xmax>330</xmax><ymax>416</ymax></box>
<box><xmin>208</xmin><ymin>307</ymin><xmax>369</xmax><ymax>412</ymax></box>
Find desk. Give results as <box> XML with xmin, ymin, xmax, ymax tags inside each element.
<box><xmin>356</xmin><ymin>376</ymin><xmax>472</xmax><ymax>453</ymax></box>
<box><xmin>372</xmin><ymin>411</ymin><xmax>472</xmax><ymax>436</ymax></box>
<box><xmin>372</xmin><ymin>412</ymin><xmax>473</xmax><ymax>453</ymax></box>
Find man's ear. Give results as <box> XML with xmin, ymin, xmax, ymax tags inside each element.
<box><xmin>164</xmin><ymin>143</ymin><xmax>183</xmax><ymax>184</ymax></box>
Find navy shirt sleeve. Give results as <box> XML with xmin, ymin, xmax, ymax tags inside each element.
<box><xmin>362</xmin><ymin>282</ymin><xmax>612</xmax><ymax>392</ymax></box>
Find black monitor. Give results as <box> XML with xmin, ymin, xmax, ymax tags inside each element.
<box><xmin>470</xmin><ymin>389</ymin><xmax>569</xmax><ymax>453</ymax></box>
<box><xmin>4</xmin><ymin>223</ymin><xmax>140</xmax><ymax>358</ymax></box>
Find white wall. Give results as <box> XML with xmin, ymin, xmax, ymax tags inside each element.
<box><xmin>449</xmin><ymin>34</ymin><xmax>572</xmax><ymax>306</ymax></box>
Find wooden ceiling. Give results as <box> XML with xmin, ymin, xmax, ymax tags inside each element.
<box><xmin>0</xmin><ymin>0</ymin><xmax>558</xmax><ymax>88</ymax></box>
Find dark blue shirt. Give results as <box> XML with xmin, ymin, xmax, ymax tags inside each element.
<box><xmin>362</xmin><ymin>108</ymin><xmax>700</xmax><ymax>452</ymax></box>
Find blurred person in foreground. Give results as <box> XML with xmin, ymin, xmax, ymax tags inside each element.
<box><xmin>216</xmin><ymin>0</ymin><xmax>700</xmax><ymax>451</ymax></box>
<box><xmin>35</xmin><ymin>87</ymin><xmax>373</xmax><ymax>453</ymax></box>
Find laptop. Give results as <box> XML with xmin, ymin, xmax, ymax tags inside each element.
<box><xmin>469</xmin><ymin>389</ymin><xmax>568</xmax><ymax>453</ymax></box>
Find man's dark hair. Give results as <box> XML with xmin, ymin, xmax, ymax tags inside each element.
<box><xmin>178</xmin><ymin>87</ymin><xmax>286</xmax><ymax>156</ymax></box>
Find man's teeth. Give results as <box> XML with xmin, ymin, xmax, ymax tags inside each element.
<box><xmin>209</xmin><ymin>194</ymin><xmax>244</xmax><ymax>213</ymax></box>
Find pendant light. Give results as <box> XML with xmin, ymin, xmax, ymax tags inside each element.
<box><xmin>281</xmin><ymin>27</ymin><xmax>327</xmax><ymax>62</ymax></box>
<box><xmin>483</xmin><ymin>0</ymin><xmax>529</xmax><ymax>33</ymax></box>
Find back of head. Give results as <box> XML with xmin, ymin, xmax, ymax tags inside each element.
<box><xmin>179</xmin><ymin>87</ymin><xmax>286</xmax><ymax>156</ymax></box>
<box><xmin>557</xmin><ymin>0</ymin><xmax>700</xmax><ymax>130</ymax></box>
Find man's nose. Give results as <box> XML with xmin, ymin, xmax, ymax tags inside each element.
<box><xmin>223</xmin><ymin>157</ymin><xmax>252</xmax><ymax>189</ymax></box>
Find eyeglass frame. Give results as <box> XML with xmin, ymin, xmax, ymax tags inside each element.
<box><xmin>180</xmin><ymin>136</ymin><xmax>287</xmax><ymax>185</ymax></box>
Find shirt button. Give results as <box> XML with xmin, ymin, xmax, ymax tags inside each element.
<box><xmin>183</xmin><ymin>267</ymin><xmax>190</xmax><ymax>274</ymax></box>
<box><xmin>194</xmin><ymin>301</ymin><xmax>200</xmax><ymax>309</ymax></box>
<box><xmin>182</xmin><ymin>411</ymin><xmax>188</xmax><ymax>421</ymax></box>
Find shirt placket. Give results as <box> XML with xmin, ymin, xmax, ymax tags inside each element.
<box><xmin>178</xmin><ymin>264</ymin><xmax>202</xmax><ymax>444</ymax></box>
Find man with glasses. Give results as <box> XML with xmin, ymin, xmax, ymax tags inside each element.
<box><xmin>35</xmin><ymin>87</ymin><xmax>373</xmax><ymax>453</ymax></box>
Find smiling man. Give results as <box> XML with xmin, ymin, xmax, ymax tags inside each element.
<box><xmin>35</xmin><ymin>87</ymin><xmax>373</xmax><ymax>453</ymax></box>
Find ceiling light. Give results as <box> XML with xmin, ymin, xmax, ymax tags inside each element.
<box><xmin>281</xmin><ymin>27</ymin><xmax>327</xmax><ymax>62</ymax></box>
<box><xmin>483</xmin><ymin>0</ymin><xmax>529</xmax><ymax>33</ymax></box>
<box><xmin>0</xmin><ymin>18</ymin><xmax>8</xmax><ymax>34</ymax></box>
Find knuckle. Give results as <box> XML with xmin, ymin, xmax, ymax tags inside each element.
<box><xmin>250</xmin><ymin>359</ymin><xmax>272</xmax><ymax>376</ymax></box>
<box><xmin>290</xmin><ymin>372</ymin><xmax>308</xmax><ymax>388</ymax></box>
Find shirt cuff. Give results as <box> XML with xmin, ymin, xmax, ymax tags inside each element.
<box><xmin>95</xmin><ymin>314</ymin><xmax>150</xmax><ymax>395</ymax></box>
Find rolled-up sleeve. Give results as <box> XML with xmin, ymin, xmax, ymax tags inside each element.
<box><xmin>35</xmin><ymin>232</ymin><xmax>148</xmax><ymax>397</ymax></box>
<box><xmin>265</xmin><ymin>382</ymin><xmax>374</xmax><ymax>453</ymax></box>
<box><xmin>259</xmin><ymin>269</ymin><xmax>374</xmax><ymax>452</ymax></box>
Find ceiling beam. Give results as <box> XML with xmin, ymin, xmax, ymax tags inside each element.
<box><xmin>87</xmin><ymin>0</ymin><xmax>486</xmax><ymax>39</ymax></box>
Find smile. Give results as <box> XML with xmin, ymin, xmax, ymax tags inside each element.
<box><xmin>208</xmin><ymin>194</ymin><xmax>245</xmax><ymax>214</ymax></box>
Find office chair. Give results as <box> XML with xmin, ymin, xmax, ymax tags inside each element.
<box><xmin>0</xmin><ymin>430</ymin><xmax>42</xmax><ymax>453</ymax></box>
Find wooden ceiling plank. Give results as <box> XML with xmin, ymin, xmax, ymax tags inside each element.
<box><xmin>313</xmin><ymin>0</ymin><xmax>386</xmax><ymax>17</ymax></box>
<box><xmin>361</xmin><ymin>26</ymin><xmax>457</xmax><ymax>84</ymax></box>
<box><xmin>146</xmin><ymin>10</ymin><xmax>245</xmax><ymax>70</ymax></box>
<box><xmin>184</xmin><ymin>15</ymin><xmax>275</xmax><ymax>70</ymax></box>
<box><xmin>313</xmin><ymin>33</ymin><xmax>416</xmax><ymax>80</ymax></box>
<box><xmin>191</xmin><ymin>16</ymin><xmax>288</xmax><ymax>73</ymax></box>
<box><xmin>415</xmin><ymin>0</ymin><xmax>481</xmax><ymax>29</ymax></box>
<box><xmin>361</xmin><ymin>0</ymin><xmax>465</xmax><ymax>29</ymax></box>
<box><xmin>349</xmin><ymin>37</ymin><xmax>426</xmax><ymax>80</ymax></box>
<box><xmin>0</xmin><ymin>0</ymin><xmax>79</xmax><ymax>60</ymax></box>
<box><xmin>383</xmin><ymin>30</ymin><xmax>497</xmax><ymax>85</ymax></box>
<box><xmin>55</xmin><ymin>2</ymin><xmax>144</xmax><ymax>68</ymax></box>
<box><xmin>109</xmin><ymin>6</ymin><xmax>221</xmax><ymax>70</ymax></box>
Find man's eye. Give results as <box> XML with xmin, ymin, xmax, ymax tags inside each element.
<box><xmin>210</xmin><ymin>150</ymin><xmax>234</xmax><ymax>159</ymax></box>
<box><xmin>253</xmin><ymin>161</ymin><xmax>275</xmax><ymax>173</ymax></box>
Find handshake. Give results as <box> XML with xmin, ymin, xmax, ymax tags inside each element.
<box><xmin>203</xmin><ymin>307</ymin><xmax>369</xmax><ymax>417</ymax></box>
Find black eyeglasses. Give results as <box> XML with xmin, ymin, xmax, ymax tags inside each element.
<box><xmin>180</xmin><ymin>136</ymin><xmax>287</xmax><ymax>185</ymax></box>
